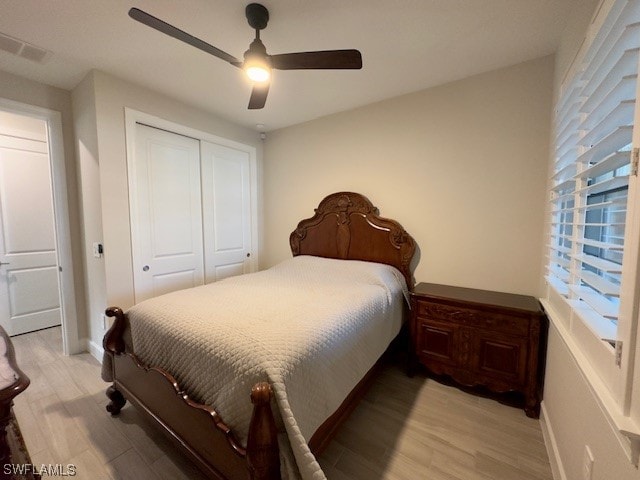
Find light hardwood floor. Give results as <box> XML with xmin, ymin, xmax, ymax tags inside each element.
<box><xmin>11</xmin><ymin>327</ymin><xmax>553</xmax><ymax>480</ymax></box>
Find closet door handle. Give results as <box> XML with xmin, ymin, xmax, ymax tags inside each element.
<box><xmin>0</xmin><ymin>261</ymin><xmax>10</xmax><ymax>266</ymax></box>
<box><xmin>142</xmin><ymin>265</ymin><xmax>150</xmax><ymax>272</ymax></box>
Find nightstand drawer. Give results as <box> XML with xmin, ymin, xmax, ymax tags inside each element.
<box><xmin>414</xmin><ymin>300</ymin><xmax>530</xmax><ymax>336</ymax></box>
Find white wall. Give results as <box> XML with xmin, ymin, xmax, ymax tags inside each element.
<box><xmin>0</xmin><ymin>69</ymin><xmax>87</xmax><ymax>342</ymax></box>
<box><xmin>71</xmin><ymin>73</ymin><xmax>103</xmax><ymax>355</ymax></box>
<box><xmin>543</xmin><ymin>324</ymin><xmax>640</xmax><ymax>480</ymax></box>
<box><xmin>263</xmin><ymin>55</ymin><xmax>554</xmax><ymax>297</ymax></box>
<box><xmin>72</xmin><ymin>70</ymin><xmax>263</xmax><ymax>354</ymax></box>
<box><xmin>538</xmin><ymin>1</ymin><xmax>640</xmax><ymax>480</ymax></box>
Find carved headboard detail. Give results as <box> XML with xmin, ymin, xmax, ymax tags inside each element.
<box><xmin>289</xmin><ymin>192</ymin><xmax>417</xmax><ymax>288</ymax></box>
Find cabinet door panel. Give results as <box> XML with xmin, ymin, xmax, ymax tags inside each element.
<box><xmin>417</xmin><ymin>319</ymin><xmax>458</xmax><ymax>366</ymax></box>
<box><xmin>472</xmin><ymin>334</ymin><xmax>528</xmax><ymax>385</ymax></box>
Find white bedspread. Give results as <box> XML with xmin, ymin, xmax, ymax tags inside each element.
<box><xmin>126</xmin><ymin>255</ymin><xmax>407</xmax><ymax>479</ymax></box>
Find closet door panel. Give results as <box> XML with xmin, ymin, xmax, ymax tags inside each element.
<box><xmin>130</xmin><ymin>124</ymin><xmax>204</xmax><ymax>302</ymax></box>
<box><xmin>201</xmin><ymin>141</ymin><xmax>252</xmax><ymax>283</ymax></box>
<box><xmin>152</xmin><ymin>270</ymin><xmax>197</xmax><ymax>298</ymax></box>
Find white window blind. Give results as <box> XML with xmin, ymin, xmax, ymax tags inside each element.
<box><xmin>548</xmin><ymin>0</ymin><xmax>640</xmax><ymax>338</ymax></box>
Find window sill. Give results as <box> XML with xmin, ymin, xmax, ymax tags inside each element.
<box><xmin>540</xmin><ymin>298</ymin><xmax>640</xmax><ymax>467</ymax></box>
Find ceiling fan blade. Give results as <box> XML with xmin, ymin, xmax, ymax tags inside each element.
<box><xmin>248</xmin><ymin>83</ymin><xmax>270</xmax><ymax>109</ymax></box>
<box><xmin>270</xmin><ymin>50</ymin><xmax>362</xmax><ymax>70</ymax></box>
<box><xmin>128</xmin><ymin>8</ymin><xmax>240</xmax><ymax>65</ymax></box>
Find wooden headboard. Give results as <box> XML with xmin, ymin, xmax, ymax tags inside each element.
<box><xmin>289</xmin><ymin>192</ymin><xmax>417</xmax><ymax>288</ymax></box>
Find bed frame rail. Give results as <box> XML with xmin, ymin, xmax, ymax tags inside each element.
<box><xmin>103</xmin><ymin>307</ymin><xmax>280</xmax><ymax>480</ymax></box>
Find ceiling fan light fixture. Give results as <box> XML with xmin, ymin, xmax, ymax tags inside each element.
<box><xmin>245</xmin><ymin>62</ymin><xmax>271</xmax><ymax>82</ymax></box>
<box><xmin>244</xmin><ymin>36</ymin><xmax>271</xmax><ymax>83</ymax></box>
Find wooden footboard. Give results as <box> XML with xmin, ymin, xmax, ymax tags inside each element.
<box><xmin>103</xmin><ymin>307</ymin><xmax>280</xmax><ymax>480</ymax></box>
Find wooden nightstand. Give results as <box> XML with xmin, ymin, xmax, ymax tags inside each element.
<box><xmin>0</xmin><ymin>326</ymin><xmax>34</xmax><ymax>478</ymax></box>
<box><xmin>409</xmin><ymin>282</ymin><xmax>548</xmax><ymax>418</ymax></box>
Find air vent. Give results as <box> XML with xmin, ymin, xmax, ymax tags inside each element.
<box><xmin>0</xmin><ymin>32</ymin><xmax>50</xmax><ymax>63</ymax></box>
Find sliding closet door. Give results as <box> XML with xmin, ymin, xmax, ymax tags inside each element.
<box><xmin>201</xmin><ymin>141</ymin><xmax>252</xmax><ymax>283</ymax></box>
<box><xmin>130</xmin><ymin>124</ymin><xmax>204</xmax><ymax>302</ymax></box>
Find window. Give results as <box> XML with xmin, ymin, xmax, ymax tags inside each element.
<box><xmin>544</xmin><ymin>0</ymin><xmax>640</xmax><ymax>460</ymax></box>
<box><xmin>549</xmin><ymin>0</ymin><xmax>638</xmax><ymax>333</ymax></box>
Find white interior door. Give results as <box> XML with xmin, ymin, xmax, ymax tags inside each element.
<box><xmin>201</xmin><ymin>141</ymin><xmax>252</xmax><ymax>283</ymax></box>
<box><xmin>0</xmin><ymin>112</ymin><xmax>61</xmax><ymax>336</ymax></box>
<box><xmin>130</xmin><ymin>124</ymin><xmax>204</xmax><ymax>303</ymax></box>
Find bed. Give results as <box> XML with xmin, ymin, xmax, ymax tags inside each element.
<box><xmin>102</xmin><ymin>191</ymin><xmax>416</xmax><ymax>480</ymax></box>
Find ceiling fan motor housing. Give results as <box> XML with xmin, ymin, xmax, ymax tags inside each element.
<box><xmin>244</xmin><ymin>38</ymin><xmax>270</xmax><ymax>72</ymax></box>
<box><xmin>246</xmin><ymin>3</ymin><xmax>269</xmax><ymax>31</ymax></box>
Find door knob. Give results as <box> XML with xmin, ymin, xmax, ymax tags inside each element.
<box><xmin>142</xmin><ymin>265</ymin><xmax>150</xmax><ymax>272</ymax></box>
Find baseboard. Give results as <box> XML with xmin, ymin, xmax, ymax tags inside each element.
<box><xmin>64</xmin><ymin>336</ymin><xmax>85</xmax><ymax>355</ymax></box>
<box><xmin>88</xmin><ymin>339</ymin><xmax>104</xmax><ymax>364</ymax></box>
<box><xmin>540</xmin><ymin>401</ymin><xmax>567</xmax><ymax>480</ymax></box>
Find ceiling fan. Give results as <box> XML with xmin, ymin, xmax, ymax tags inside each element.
<box><xmin>128</xmin><ymin>4</ymin><xmax>363</xmax><ymax>110</ymax></box>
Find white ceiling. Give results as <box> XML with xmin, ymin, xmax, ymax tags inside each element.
<box><xmin>0</xmin><ymin>0</ymin><xmax>578</xmax><ymax>131</ymax></box>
